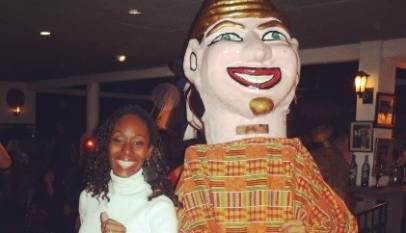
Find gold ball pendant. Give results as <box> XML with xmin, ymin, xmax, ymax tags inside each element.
<box><xmin>249</xmin><ymin>97</ymin><xmax>274</xmax><ymax>115</ymax></box>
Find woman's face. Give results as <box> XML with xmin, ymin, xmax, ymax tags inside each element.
<box><xmin>108</xmin><ymin>114</ymin><xmax>153</xmax><ymax>178</ymax></box>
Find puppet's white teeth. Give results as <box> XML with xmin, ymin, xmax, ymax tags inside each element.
<box><xmin>236</xmin><ymin>73</ymin><xmax>274</xmax><ymax>84</ymax></box>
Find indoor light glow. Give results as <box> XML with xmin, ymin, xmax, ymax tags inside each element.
<box><xmin>128</xmin><ymin>9</ymin><xmax>141</xmax><ymax>15</ymax></box>
<box><xmin>84</xmin><ymin>137</ymin><xmax>96</xmax><ymax>152</ymax></box>
<box><xmin>117</xmin><ymin>54</ymin><xmax>127</xmax><ymax>62</ymax></box>
<box><xmin>40</xmin><ymin>31</ymin><xmax>51</xmax><ymax>36</ymax></box>
<box><xmin>354</xmin><ymin>71</ymin><xmax>369</xmax><ymax>97</ymax></box>
<box><xmin>13</xmin><ymin>106</ymin><xmax>22</xmax><ymax>116</ymax></box>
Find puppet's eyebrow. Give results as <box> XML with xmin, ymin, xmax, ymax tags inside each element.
<box><xmin>257</xmin><ymin>19</ymin><xmax>288</xmax><ymax>32</ymax></box>
<box><xmin>206</xmin><ymin>20</ymin><xmax>245</xmax><ymax>37</ymax></box>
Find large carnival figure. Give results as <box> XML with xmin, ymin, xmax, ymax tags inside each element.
<box><xmin>175</xmin><ymin>0</ymin><xmax>358</xmax><ymax>232</ymax></box>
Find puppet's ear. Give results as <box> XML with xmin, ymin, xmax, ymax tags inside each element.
<box><xmin>183</xmin><ymin>39</ymin><xmax>201</xmax><ymax>87</ymax></box>
<box><xmin>290</xmin><ymin>37</ymin><xmax>299</xmax><ymax>51</ymax></box>
<box><xmin>291</xmin><ymin>37</ymin><xmax>300</xmax><ymax>86</ymax></box>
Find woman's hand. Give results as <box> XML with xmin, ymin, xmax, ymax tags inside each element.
<box><xmin>100</xmin><ymin>212</ymin><xmax>126</xmax><ymax>233</ymax></box>
<box><xmin>281</xmin><ymin>220</ymin><xmax>306</xmax><ymax>233</ymax></box>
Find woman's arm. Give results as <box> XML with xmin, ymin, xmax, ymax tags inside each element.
<box><xmin>147</xmin><ymin>196</ymin><xmax>178</xmax><ymax>233</ymax></box>
<box><xmin>0</xmin><ymin>143</ymin><xmax>12</xmax><ymax>169</ymax></box>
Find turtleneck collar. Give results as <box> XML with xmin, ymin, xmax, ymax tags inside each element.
<box><xmin>109</xmin><ymin>169</ymin><xmax>151</xmax><ymax>195</ymax></box>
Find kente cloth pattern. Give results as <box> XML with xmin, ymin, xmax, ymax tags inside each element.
<box><xmin>176</xmin><ymin>138</ymin><xmax>357</xmax><ymax>233</ymax></box>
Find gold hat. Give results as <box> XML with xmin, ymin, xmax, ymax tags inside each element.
<box><xmin>191</xmin><ymin>0</ymin><xmax>287</xmax><ymax>38</ymax></box>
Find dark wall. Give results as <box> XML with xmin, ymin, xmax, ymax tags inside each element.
<box><xmin>288</xmin><ymin>61</ymin><xmax>358</xmax><ymax>140</ymax></box>
<box><xmin>36</xmin><ymin>92</ymin><xmax>154</xmax><ymax>141</ymax></box>
<box><xmin>36</xmin><ymin>93</ymin><xmax>86</xmax><ymax>141</ymax></box>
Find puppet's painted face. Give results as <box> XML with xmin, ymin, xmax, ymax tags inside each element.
<box><xmin>185</xmin><ymin>17</ymin><xmax>300</xmax><ymax>118</ymax></box>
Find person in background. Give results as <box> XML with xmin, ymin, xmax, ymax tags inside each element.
<box><xmin>79</xmin><ymin>105</ymin><xmax>178</xmax><ymax>233</ymax></box>
<box><xmin>0</xmin><ymin>143</ymin><xmax>12</xmax><ymax>170</ymax></box>
<box><xmin>151</xmin><ymin>83</ymin><xmax>186</xmax><ymax>170</ymax></box>
<box><xmin>61</xmin><ymin>144</ymin><xmax>82</xmax><ymax>233</ymax></box>
<box><xmin>310</xmin><ymin>125</ymin><xmax>352</xmax><ymax>205</ymax></box>
<box><xmin>151</xmin><ymin>83</ymin><xmax>204</xmax><ymax>186</ymax></box>
<box><xmin>27</xmin><ymin>166</ymin><xmax>59</xmax><ymax>233</ymax></box>
<box><xmin>0</xmin><ymin>143</ymin><xmax>13</xmax><ymax>230</ymax></box>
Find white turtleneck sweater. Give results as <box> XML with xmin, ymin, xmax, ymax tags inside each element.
<box><xmin>78</xmin><ymin>169</ymin><xmax>177</xmax><ymax>233</ymax></box>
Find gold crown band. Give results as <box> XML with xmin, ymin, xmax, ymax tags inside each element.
<box><xmin>191</xmin><ymin>0</ymin><xmax>286</xmax><ymax>38</ymax></box>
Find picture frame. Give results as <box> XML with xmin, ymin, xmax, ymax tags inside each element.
<box><xmin>350</xmin><ymin>121</ymin><xmax>374</xmax><ymax>152</ymax></box>
<box><xmin>373</xmin><ymin>138</ymin><xmax>395</xmax><ymax>174</ymax></box>
<box><xmin>375</xmin><ymin>92</ymin><xmax>395</xmax><ymax>128</ymax></box>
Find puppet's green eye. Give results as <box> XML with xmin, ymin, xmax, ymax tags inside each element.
<box><xmin>210</xmin><ymin>33</ymin><xmax>243</xmax><ymax>45</ymax></box>
<box><xmin>262</xmin><ymin>31</ymin><xmax>287</xmax><ymax>41</ymax></box>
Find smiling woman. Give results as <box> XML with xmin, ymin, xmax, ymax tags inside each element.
<box><xmin>79</xmin><ymin>105</ymin><xmax>178</xmax><ymax>233</ymax></box>
<box><xmin>108</xmin><ymin>114</ymin><xmax>152</xmax><ymax>178</ymax></box>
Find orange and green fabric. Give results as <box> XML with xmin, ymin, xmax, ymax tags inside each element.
<box><xmin>176</xmin><ymin>138</ymin><xmax>357</xmax><ymax>233</ymax></box>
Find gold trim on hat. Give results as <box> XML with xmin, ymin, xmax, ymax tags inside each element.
<box><xmin>191</xmin><ymin>0</ymin><xmax>286</xmax><ymax>38</ymax></box>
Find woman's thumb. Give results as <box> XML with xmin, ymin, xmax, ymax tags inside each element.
<box><xmin>100</xmin><ymin>211</ymin><xmax>109</xmax><ymax>223</ymax></box>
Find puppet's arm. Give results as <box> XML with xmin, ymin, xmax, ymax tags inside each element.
<box><xmin>294</xmin><ymin>143</ymin><xmax>357</xmax><ymax>233</ymax></box>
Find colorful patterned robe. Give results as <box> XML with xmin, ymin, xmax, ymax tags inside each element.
<box><xmin>176</xmin><ymin>138</ymin><xmax>357</xmax><ymax>233</ymax></box>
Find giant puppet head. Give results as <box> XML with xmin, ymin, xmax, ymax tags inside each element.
<box><xmin>184</xmin><ymin>0</ymin><xmax>300</xmax><ymax>143</ymax></box>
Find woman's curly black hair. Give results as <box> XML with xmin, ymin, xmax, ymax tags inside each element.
<box><xmin>83</xmin><ymin>105</ymin><xmax>179</xmax><ymax>206</ymax></box>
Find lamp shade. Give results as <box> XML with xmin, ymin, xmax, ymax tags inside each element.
<box><xmin>354</xmin><ymin>71</ymin><xmax>369</xmax><ymax>96</ymax></box>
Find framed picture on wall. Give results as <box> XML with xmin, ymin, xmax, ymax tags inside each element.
<box><xmin>375</xmin><ymin>92</ymin><xmax>395</xmax><ymax>128</ymax></box>
<box><xmin>373</xmin><ymin>138</ymin><xmax>395</xmax><ymax>174</ymax></box>
<box><xmin>350</xmin><ymin>121</ymin><xmax>374</xmax><ymax>152</ymax></box>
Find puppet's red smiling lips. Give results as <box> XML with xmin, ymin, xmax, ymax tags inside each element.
<box><xmin>227</xmin><ymin>67</ymin><xmax>281</xmax><ymax>89</ymax></box>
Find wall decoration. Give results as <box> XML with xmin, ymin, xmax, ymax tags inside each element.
<box><xmin>373</xmin><ymin>138</ymin><xmax>395</xmax><ymax>174</ymax></box>
<box><xmin>350</xmin><ymin>121</ymin><xmax>374</xmax><ymax>152</ymax></box>
<box><xmin>375</xmin><ymin>92</ymin><xmax>395</xmax><ymax>128</ymax></box>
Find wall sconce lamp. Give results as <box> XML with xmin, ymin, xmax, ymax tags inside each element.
<box><xmin>354</xmin><ymin>71</ymin><xmax>374</xmax><ymax>104</ymax></box>
<box><xmin>6</xmin><ymin>88</ymin><xmax>25</xmax><ymax>116</ymax></box>
<box><xmin>12</xmin><ymin>106</ymin><xmax>22</xmax><ymax>116</ymax></box>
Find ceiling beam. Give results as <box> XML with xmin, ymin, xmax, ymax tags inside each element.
<box><xmin>383</xmin><ymin>38</ymin><xmax>406</xmax><ymax>59</ymax></box>
<box><xmin>30</xmin><ymin>66</ymin><xmax>174</xmax><ymax>90</ymax></box>
<box><xmin>36</xmin><ymin>88</ymin><xmax>152</xmax><ymax>101</ymax></box>
<box><xmin>396</xmin><ymin>79</ymin><xmax>406</xmax><ymax>86</ymax></box>
<box><xmin>300</xmin><ymin>43</ymin><xmax>360</xmax><ymax>65</ymax></box>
